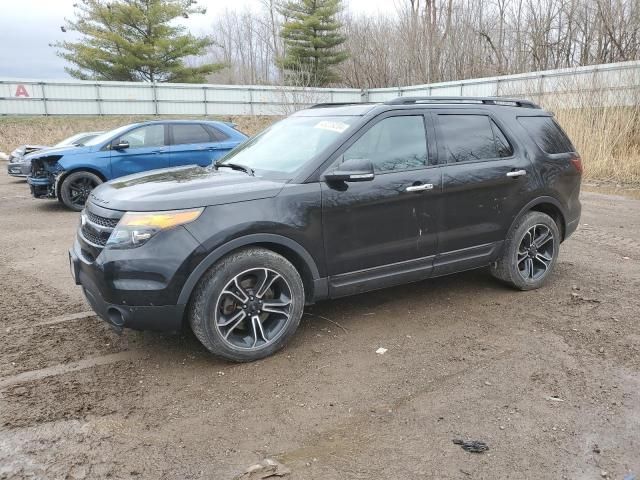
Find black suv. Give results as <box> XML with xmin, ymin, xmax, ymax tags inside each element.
<box><xmin>70</xmin><ymin>97</ymin><xmax>582</xmax><ymax>361</ymax></box>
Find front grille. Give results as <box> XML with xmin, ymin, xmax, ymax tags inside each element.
<box><xmin>80</xmin><ymin>207</ymin><xmax>123</xmax><ymax>249</ymax></box>
<box><xmin>87</xmin><ymin>210</ymin><xmax>120</xmax><ymax>228</ymax></box>
<box><xmin>81</xmin><ymin>224</ymin><xmax>111</xmax><ymax>246</ymax></box>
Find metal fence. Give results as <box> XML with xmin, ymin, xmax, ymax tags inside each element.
<box><xmin>1</xmin><ymin>60</ymin><xmax>638</xmax><ymax>116</ymax></box>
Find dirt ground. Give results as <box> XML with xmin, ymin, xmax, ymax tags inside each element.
<box><xmin>0</xmin><ymin>171</ymin><xmax>639</xmax><ymax>480</ymax></box>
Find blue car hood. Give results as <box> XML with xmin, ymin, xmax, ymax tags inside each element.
<box><xmin>89</xmin><ymin>165</ymin><xmax>287</xmax><ymax>211</ymax></box>
<box><xmin>26</xmin><ymin>144</ymin><xmax>95</xmax><ymax>161</ymax></box>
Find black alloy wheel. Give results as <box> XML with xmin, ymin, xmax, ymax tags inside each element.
<box><xmin>490</xmin><ymin>211</ymin><xmax>560</xmax><ymax>290</ymax></box>
<box><xmin>516</xmin><ymin>224</ymin><xmax>555</xmax><ymax>281</ymax></box>
<box><xmin>189</xmin><ymin>247</ymin><xmax>305</xmax><ymax>362</ymax></box>
<box><xmin>215</xmin><ymin>268</ymin><xmax>293</xmax><ymax>350</ymax></box>
<box><xmin>60</xmin><ymin>171</ymin><xmax>103</xmax><ymax>211</ymax></box>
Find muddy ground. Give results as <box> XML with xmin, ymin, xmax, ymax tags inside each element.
<box><xmin>0</xmin><ymin>172</ymin><xmax>638</xmax><ymax>480</ymax></box>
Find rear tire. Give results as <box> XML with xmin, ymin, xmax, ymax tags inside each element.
<box><xmin>60</xmin><ymin>171</ymin><xmax>102</xmax><ymax>211</ymax></box>
<box><xmin>490</xmin><ymin>211</ymin><xmax>560</xmax><ymax>290</ymax></box>
<box><xmin>189</xmin><ymin>247</ymin><xmax>305</xmax><ymax>362</ymax></box>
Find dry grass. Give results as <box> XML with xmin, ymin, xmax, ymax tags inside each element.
<box><xmin>508</xmin><ymin>70</ymin><xmax>640</xmax><ymax>185</ymax></box>
<box><xmin>0</xmin><ymin>115</ymin><xmax>276</xmax><ymax>154</ymax></box>
<box><xmin>1</xmin><ymin>100</ymin><xmax>638</xmax><ymax>185</ymax></box>
<box><xmin>553</xmin><ymin>106</ymin><xmax>640</xmax><ymax>184</ymax></box>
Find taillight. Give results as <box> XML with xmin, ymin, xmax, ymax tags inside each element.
<box><xmin>570</xmin><ymin>156</ymin><xmax>583</xmax><ymax>174</ymax></box>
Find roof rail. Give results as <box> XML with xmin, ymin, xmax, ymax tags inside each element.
<box><xmin>385</xmin><ymin>96</ymin><xmax>540</xmax><ymax>109</ymax></box>
<box><xmin>308</xmin><ymin>102</ymin><xmax>371</xmax><ymax>109</ymax></box>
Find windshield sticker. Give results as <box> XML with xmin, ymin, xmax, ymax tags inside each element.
<box><xmin>314</xmin><ymin>120</ymin><xmax>350</xmax><ymax>133</ymax></box>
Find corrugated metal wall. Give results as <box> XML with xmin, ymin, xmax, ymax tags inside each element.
<box><xmin>366</xmin><ymin>61</ymin><xmax>640</xmax><ymax>108</ymax></box>
<box><xmin>1</xmin><ymin>60</ymin><xmax>638</xmax><ymax>116</ymax></box>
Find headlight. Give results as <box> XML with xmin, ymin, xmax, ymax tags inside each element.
<box><xmin>106</xmin><ymin>208</ymin><xmax>203</xmax><ymax>249</ymax></box>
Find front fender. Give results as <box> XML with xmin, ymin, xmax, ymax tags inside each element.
<box><xmin>58</xmin><ymin>159</ymin><xmax>111</xmax><ymax>180</ymax></box>
<box><xmin>176</xmin><ymin>233</ymin><xmax>322</xmax><ymax>305</ymax></box>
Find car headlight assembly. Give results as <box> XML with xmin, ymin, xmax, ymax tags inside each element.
<box><xmin>106</xmin><ymin>208</ymin><xmax>203</xmax><ymax>249</ymax></box>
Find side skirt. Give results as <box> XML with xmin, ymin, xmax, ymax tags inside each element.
<box><xmin>325</xmin><ymin>241</ymin><xmax>503</xmax><ymax>299</ymax></box>
<box><xmin>329</xmin><ymin>255</ymin><xmax>435</xmax><ymax>298</ymax></box>
<box><xmin>432</xmin><ymin>241</ymin><xmax>503</xmax><ymax>276</ymax></box>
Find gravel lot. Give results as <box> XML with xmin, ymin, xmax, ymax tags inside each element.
<box><xmin>1</xmin><ymin>172</ymin><xmax>639</xmax><ymax>479</ymax></box>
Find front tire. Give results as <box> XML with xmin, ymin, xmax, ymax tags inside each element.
<box><xmin>60</xmin><ymin>171</ymin><xmax>102</xmax><ymax>211</ymax></box>
<box><xmin>189</xmin><ymin>248</ymin><xmax>305</xmax><ymax>362</ymax></box>
<box><xmin>490</xmin><ymin>211</ymin><xmax>560</xmax><ymax>290</ymax></box>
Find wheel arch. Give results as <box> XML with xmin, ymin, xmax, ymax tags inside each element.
<box><xmin>178</xmin><ymin>234</ymin><xmax>324</xmax><ymax>306</ymax></box>
<box><xmin>513</xmin><ymin>196</ymin><xmax>567</xmax><ymax>241</ymax></box>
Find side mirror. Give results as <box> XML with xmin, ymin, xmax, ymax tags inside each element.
<box><xmin>324</xmin><ymin>158</ymin><xmax>375</xmax><ymax>183</ymax></box>
<box><xmin>112</xmin><ymin>140</ymin><xmax>130</xmax><ymax>150</ymax></box>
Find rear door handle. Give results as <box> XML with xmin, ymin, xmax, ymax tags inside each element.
<box><xmin>406</xmin><ymin>183</ymin><xmax>434</xmax><ymax>192</ymax></box>
<box><xmin>506</xmin><ymin>169</ymin><xmax>527</xmax><ymax>178</ymax></box>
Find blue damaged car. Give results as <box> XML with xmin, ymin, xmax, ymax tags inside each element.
<box><xmin>27</xmin><ymin>120</ymin><xmax>247</xmax><ymax>211</ymax></box>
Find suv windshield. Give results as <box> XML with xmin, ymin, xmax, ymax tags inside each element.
<box><xmin>217</xmin><ymin>116</ymin><xmax>357</xmax><ymax>176</ymax></box>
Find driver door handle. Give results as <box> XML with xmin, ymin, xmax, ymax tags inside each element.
<box><xmin>506</xmin><ymin>169</ymin><xmax>527</xmax><ymax>178</ymax></box>
<box><xmin>406</xmin><ymin>183</ymin><xmax>434</xmax><ymax>192</ymax></box>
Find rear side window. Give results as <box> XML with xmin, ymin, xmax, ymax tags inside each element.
<box><xmin>437</xmin><ymin>114</ymin><xmax>513</xmax><ymax>163</ymax></box>
<box><xmin>172</xmin><ymin>124</ymin><xmax>212</xmax><ymax>145</ymax></box>
<box><xmin>517</xmin><ymin>116</ymin><xmax>575</xmax><ymax>154</ymax></box>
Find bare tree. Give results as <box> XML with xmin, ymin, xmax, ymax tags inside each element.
<box><xmin>204</xmin><ymin>0</ymin><xmax>640</xmax><ymax>88</ymax></box>
<box><xmin>206</xmin><ymin>4</ymin><xmax>284</xmax><ymax>85</ymax></box>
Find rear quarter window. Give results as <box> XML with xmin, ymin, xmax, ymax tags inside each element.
<box><xmin>205</xmin><ymin>125</ymin><xmax>230</xmax><ymax>141</ymax></box>
<box><xmin>517</xmin><ymin>116</ymin><xmax>575</xmax><ymax>154</ymax></box>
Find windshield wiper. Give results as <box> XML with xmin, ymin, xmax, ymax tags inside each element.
<box><xmin>216</xmin><ymin>163</ymin><xmax>255</xmax><ymax>176</ymax></box>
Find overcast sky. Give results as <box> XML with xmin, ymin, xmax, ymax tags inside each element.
<box><xmin>0</xmin><ymin>0</ymin><xmax>394</xmax><ymax>80</ymax></box>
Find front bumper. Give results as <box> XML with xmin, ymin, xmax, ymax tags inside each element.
<box><xmin>7</xmin><ymin>162</ymin><xmax>29</xmax><ymax>177</ymax></box>
<box><xmin>27</xmin><ymin>175</ymin><xmax>54</xmax><ymax>198</ymax></box>
<box><xmin>70</xmin><ymin>245</ymin><xmax>186</xmax><ymax>332</ymax></box>
<box><xmin>69</xmin><ymin>224</ymin><xmax>203</xmax><ymax>332</ymax></box>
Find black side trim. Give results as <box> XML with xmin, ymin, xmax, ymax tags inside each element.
<box><xmin>433</xmin><ymin>242</ymin><xmax>503</xmax><ymax>276</ymax></box>
<box><xmin>312</xmin><ymin>278</ymin><xmax>329</xmax><ymax>302</ymax></box>
<box><xmin>177</xmin><ymin>233</ymin><xmax>322</xmax><ymax>304</ymax></box>
<box><xmin>329</xmin><ymin>255</ymin><xmax>435</xmax><ymax>298</ymax></box>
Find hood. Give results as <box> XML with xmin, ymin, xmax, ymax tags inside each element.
<box><xmin>26</xmin><ymin>144</ymin><xmax>94</xmax><ymax>161</ymax></box>
<box><xmin>11</xmin><ymin>144</ymin><xmax>48</xmax><ymax>157</ymax></box>
<box><xmin>89</xmin><ymin>165</ymin><xmax>287</xmax><ymax>211</ymax></box>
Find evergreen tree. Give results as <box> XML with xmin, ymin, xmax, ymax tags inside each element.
<box><xmin>54</xmin><ymin>0</ymin><xmax>222</xmax><ymax>83</ymax></box>
<box><xmin>278</xmin><ymin>0</ymin><xmax>348</xmax><ymax>86</ymax></box>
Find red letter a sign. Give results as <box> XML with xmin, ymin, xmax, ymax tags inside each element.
<box><xmin>15</xmin><ymin>85</ymin><xmax>30</xmax><ymax>97</ymax></box>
